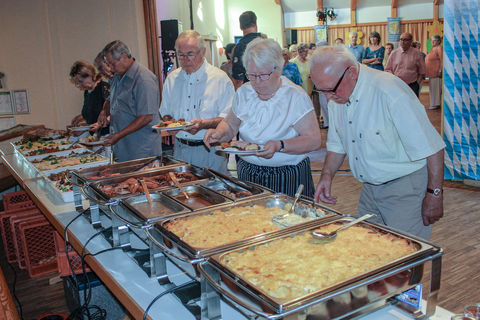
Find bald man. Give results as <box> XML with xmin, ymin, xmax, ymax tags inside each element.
<box><xmin>309</xmin><ymin>45</ymin><xmax>445</xmax><ymax>240</ymax></box>
<box><xmin>385</xmin><ymin>32</ymin><xmax>426</xmax><ymax>97</ymax></box>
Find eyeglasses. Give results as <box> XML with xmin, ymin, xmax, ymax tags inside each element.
<box><xmin>317</xmin><ymin>67</ymin><xmax>350</xmax><ymax>95</ymax></box>
<box><xmin>399</xmin><ymin>38</ymin><xmax>412</xmax><ymax>42</ymax></box>
<box><xmin>178</xmin><ymin>50</ymin><xmax>200</xmax><ymax>60</ymax></box>
<box><xmin>246</xmin><ymin>67</ymin><xmax>277</xmax><ymax>81</ymax></box>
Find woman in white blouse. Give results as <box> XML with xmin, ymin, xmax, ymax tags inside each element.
<box><xmin>204</xmin><ymin>38</ymin><xmax>322</xmax><ymax>197</ymax></box>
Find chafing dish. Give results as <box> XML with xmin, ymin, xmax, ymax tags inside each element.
<box><xmin>198</xmin><ymin>217</ymin><xmax>443</xmax><ymax>320</ymax></box>
<box><xmin>163</xmin><ymin>185</ymin><xmax>231</xmax><ymax>211</ymax></box>
<box><xmin>150</xmin><ymin>194</ymin><xmax>339</xmax><ymax>262</ymax></box>
<box><xmin>201</xmin><ymin>178</ymin><xmax>270</xmax><ymax>201</ymax></box>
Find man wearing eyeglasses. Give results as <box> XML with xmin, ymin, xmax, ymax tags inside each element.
<box><xmin>310</xmin><ymin>45</ymin><xmax>445</xmax><ymax>240</ymax></box>
<box><xmin>385</xmin><ymin>32</ymin><xmax>426</xmax><ymax>97</ymax></box>
<box><xmin>160</xmin><ymin>30</ymin><xmax>234</xmax><ymax>174</ymax></box>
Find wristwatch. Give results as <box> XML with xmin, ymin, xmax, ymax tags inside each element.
<box><xmin>426</xmin><ymin>187</ymin><xmax>442</xmax><ymax>196</ymax></box>
<box><xmin>279</xmin><ymin>140</ymin><xmax>285</xmax><ymax>152</ymax></box>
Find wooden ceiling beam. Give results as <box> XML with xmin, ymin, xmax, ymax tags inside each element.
<box><xmin>391</xmin><ymin>0</ymin><xmax>398</xmax><ymax>17</ymax></box>
<box><xmin>351</xmin><ymin>0</ymin><xmax>357</xmax><ymax>25</ymax></box>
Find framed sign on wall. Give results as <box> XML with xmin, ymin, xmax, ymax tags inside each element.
<box><xmin>0</xmin><ymin>91</ymin><xmax>14</xmax><ymax>115</ymax></box>
<box><xmin>12</xmin><ymin>89</ymin><xmax>30</xmax><ymax>114</ymax></box>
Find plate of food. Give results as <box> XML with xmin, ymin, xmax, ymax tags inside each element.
<box><xmin>215</xmin><ymin>141</ymin><xmax>263</xmax><ymax>155</ymax></box>
<box><xmin>79</xmin><ymin>135</ymin><xmax>105</xmax><ymax>146</ymax></box>
<box><xmin>152</xmin><ymin>118</ymin><xmax>193</xmax><ymax>131</ymax></box>
<box><xmin>69</xmin><ymin>125</ymin><xmax>94</xmax><ymax>132</ymax></box>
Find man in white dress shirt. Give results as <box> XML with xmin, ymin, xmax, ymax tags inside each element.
<box><xmin>160</xmin><ymin>30</ymin><xmax>234</xmax><ymax>173</ymax></box>
<box><xmin>310</xmin><ymin>45</ymin><xmax>445</xmax><ymax>240</ymax></box>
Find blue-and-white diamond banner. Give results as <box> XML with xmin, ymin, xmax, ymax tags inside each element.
<box><xmin>444</xmin><ymin>0</ymin><xmax>480</xmax><ymax>180</ymax></box>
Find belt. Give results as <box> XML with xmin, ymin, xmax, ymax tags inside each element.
<box><xmin>176</xmin><ymin>137</ymin><xmax>204</xmax><ymax>146</ymax></box>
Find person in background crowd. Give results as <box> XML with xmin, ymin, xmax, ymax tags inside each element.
<box><xmin>425</xmin><ymin>35</ymin><xmax>443</xmax><ymax>110</ymax></box>
<box><xmin>310</xmin><ymin>45</ymin><xmax>445</xmax><ymax>240</ymax></box>
<box><xmin>362</xmin><ymin>31</ymin><xmax>385</xmax><ymax>71</ymax></box>
<box><xmin>232</xmin><ymin>11</ymin><xmax>261</xmax><ymax>90</ymax></box>
<box><xmin>281</xmin><ymin>49</ymin><xmax>302</xmax><ymax>86</ymax></box>
<box><xmin>91</xmin><ymin>51</ymin><xmax>113</xmax><ymax>133</ymax></box>
<box><xmin>204</xmin><ymin>38</ymin><xmax>322</xmax><ymax>197</ymax></box>
<box><xmin>308</xmin><ymin>43</ymin><xmax>316</xmax><ymax>56</ymax></box>
<box><xmin>412</xmin><ymin>41</ymin><xmax>426</xmax><ymax>60</ymax></box>
<box><xmin>94</xmin><ymin>52</ymin><xmax>114</xmax><ymax>80</ymax></box>
<box><xmin>385</xmin><ymin>32</ymin><xmax>426</xmax><ymax>97</ymax></box>
<box><xmin>220</xmin><ymin>43</ymin><xmax>235</xmax><ymax>79</ymax></box>
<box><xmin>346</xmin><ymin>31</ymin><xmax>364</xmax><ymax>62</ymax></box>
<box><xmin>160</xmin><ymin>30</ymin><xmax>234</xmax><ymax>173</ymax></box>
<box><xmin>335</xmin><ymin>38</ymin><xmax>344</xmax><ymax>45</ymax></box>
<box><xmin>101</xmin><ymin>40</ymin><xmax>162</xmax><ymax>162</ymax></box>
<box><xmin>289</xmin><ymin>44</ymin><xmax>298</xmax><ymax>59</ymax></box>
<box><xmin>68</xmin><ymin>60</ymin><xmax>109</xmax><ymax>136</ymax></box>
<box><xmin>383</xmin><ymin>42</ymin><xmax>394</xmax><ymax>69</ymax></box>
<box><xmin>291</xmin><ymin>43</ymin><xmax>313</xmax><ymax>95</ymax></box>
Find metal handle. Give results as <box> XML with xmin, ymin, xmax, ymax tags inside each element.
<box><xmin>108</xmin><ymin>205</ymin><xmax>148</xmax><ymax>229</ymax></box>
<box><xmin>197</xmin><ymin>262</ymin><xmax>279</xmax><ymax>319</ymax></box>
<box><xmin>144</xmin><ymin>228</ymin><xmax>204</xmax><ymax>264</ymax></box>
<box><xmin>79</xmin><ymin>184</ymin><xmax>110</xmax><ymax>205</ymax></box>
<box><xmin>66</xmin><ymin>172</ymin><xmax>86</xmax><ymax>188</ymax></box>
<box><xmin>336</xmin><ymin>213</ymin><xmax>375</xmax><ymax>232</ymax></box>
<box><xmin>289</xmin><ymin>184</ymin><xmax>304</xmax><ymax>213</ymax></box>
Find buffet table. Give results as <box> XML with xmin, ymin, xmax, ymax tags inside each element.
<box><xmin>0</xmin><ymin>138</ymin><xmax>454</xmax><ymax>320</ymax></box>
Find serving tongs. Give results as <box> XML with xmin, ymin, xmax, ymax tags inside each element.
<box><xmin>311</xmin><ymin>213</ymin><xmax>376</xmax><ymax>243</ymax></box>
<box><xmin>205</xmin><ymin>167</ymin><xmax>241</xmax><ymax>195</ymax></box>
<box><xmin>128</xmin><ymin>155</ymin><xmax>164</xmax><ymax>173</ymax></box>
<box><xmin>205</xmin><ymin>167</ymin><xmax>256</xmax><ymax>194</ymax></box>
<box><xmin>169</xmin><ymin>171</ymin><xmax>189</xmax><ymax>199</ymax></box>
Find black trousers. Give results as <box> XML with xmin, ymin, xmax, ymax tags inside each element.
<box><xmin>408</xmin><ymin>81</ymin><xmax>420</xmax><ymax>97</ymax></box>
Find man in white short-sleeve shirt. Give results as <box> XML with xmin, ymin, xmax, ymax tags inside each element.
<box><xmin>310</xmin><ymin>45</ymin><xmax>445</xmax><ymax>240</ymax></box>
<box><xmin>160</xmin><ymin>30</ymin><xmax>234</xmax><ymax>173</ymax></box>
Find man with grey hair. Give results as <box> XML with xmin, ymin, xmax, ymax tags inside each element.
<box><xmin>310</xmin><ymin>45</ymin><xmax>445</xmax><ymax>240</ymax></box>
<box><xmin>160</xmin><ymin>30</ymin><xmax>234</xmax><ymax>173</ymax></box>
<box><xmin>102</xmin><ymin>40</ymin><xmax>162</xmax><ymax>162</ymax></box>
<box><xmin>346</xmin><ymin>31</ymin><xmax>364</xmax><ymax>63</ymax></box>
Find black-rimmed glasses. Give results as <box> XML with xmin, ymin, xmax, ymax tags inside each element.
<box><xmin>178</xmin><ymin>50</ymin><xmax>201</xmax><ymax>60</ymax></box>
<box><xmin>317</xmin><ymin>67</ymin><xmax>350</xmax><ymax>95</ymax></box>
<box><xmin>246</xmin><ymin>67</ymin><xmax>277</xmax><ymax>81</ymax></box>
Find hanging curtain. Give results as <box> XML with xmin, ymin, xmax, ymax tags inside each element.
<box><xmin>142</xmin><ymin>0</ymin><xmax>163</xmax><ymax>97</ymax></box>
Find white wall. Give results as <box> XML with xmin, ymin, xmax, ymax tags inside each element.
<box><xmin>357</xmin><ymin>6</ymin><xmax>390</xmax><ymax>23</ymax></box>
<box><xmin>0</xmin><ymin>0</ymin><xmax>148</xmax><ymax>129</ymax></box>
<box><xmin>284</xmin><ymin>9</ymin><xmax>350</xmax><ymax>28</ymax></box>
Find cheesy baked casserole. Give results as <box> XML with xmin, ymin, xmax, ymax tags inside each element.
<box><xmin>164</xmin><ymin>205</ymin><xmax>321</xmax><ymax>249</ymax></box>
<box><xmin>220</xmin><ymin>224</ymin><xmax>416</xmax><ymax>300</ymax></box>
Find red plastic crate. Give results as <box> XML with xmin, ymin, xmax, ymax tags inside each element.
<box><xmin>0</xmin><ymin>208</ymin><xmax>41</xmax><ymax>263</ymax></box>
<box><xmin>11</xmin><ymin>214</ymin><xmax>44</xmax><ymax>269</ymax></box>
<box><xmin>54</xmin><ymin>232</ymin><xmax>90</xmax><ymax>276</ymax></box>
<box><xmin>20</xmin><ymin>220</ymin><xmax>57</xmax><ymax>277</ymax></box>
<box><xmin>2</xmin><ymin>190</ymin><xmax>35</xmax><ymax>211</ymax></box>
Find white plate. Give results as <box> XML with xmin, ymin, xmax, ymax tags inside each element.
<box><xmin>215</xmin><ymin>146</ymin><xmax>263</xmax><ymax>155</ymax></box>
<box><xmin>69</xmin><ymin>126</ymin><xmax>93</xmax><ymax>132</ymax></box>
<box><xmin>79</xmin><ymin>137</ymin><xmax>105</xmax><ymax>146</ymax></box>
<box><xmin>152</xmin><ymin>122</ymin><xmax>193</xmax><ymax>131</ymax></box>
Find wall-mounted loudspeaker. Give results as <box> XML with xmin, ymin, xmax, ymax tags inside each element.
<box><xmin>286</xmin><ymin>29</ymin><xmax>297</xmax><ymax>45</ymax></box>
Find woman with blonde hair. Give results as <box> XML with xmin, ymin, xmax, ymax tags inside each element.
<box><xmin>69</xmin><ymin>60</ymin><xmax>109</xmax><ymax>134</ymax></box>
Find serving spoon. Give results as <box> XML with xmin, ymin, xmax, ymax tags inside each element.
<box><xmin>169</xmin><ymin>171</ymin><xmax>189</xmax><ymax>199</ymax></box>
<box><xmin>311</xmin><ymin>213</ymin><xmax>376</xmax><ymax>240</ymax></box>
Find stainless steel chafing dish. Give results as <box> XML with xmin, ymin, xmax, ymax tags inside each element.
<box><xmin>147</xmin><ymin>194</ymin><xmax>340</xmax><ymax>264</ymax></box>
<box><xmin>198</xmin><ymin>217</ymin><xmax>443</xmax><ymax>320</ymax></box>
<box><xmin>163</xmin><ymin>185</ymin><xmax>232</xmax><ymax>211</ymax></box>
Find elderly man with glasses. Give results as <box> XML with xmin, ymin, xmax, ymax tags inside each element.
<box><xmin>385</xmin><ymin>32</ymin><xmax>426</xmax><ymax>97</ymax></box>
<box><xmin>310</xmin><ymin>45</ymin><xmax>445</xmax><ymax>240</ymax></box>
<box><xmin>160</xmin><ymin>30</ymin><xmax>234</xmax><ymax>173</ymax></box>
<box><xmin>204</xmin><ymin>38</ymin><xmax>322</xmax><ymax>197</ymax></box>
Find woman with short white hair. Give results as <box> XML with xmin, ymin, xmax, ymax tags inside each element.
<box><xmin>204</xmin><ymin>37</ymin><xmax>322</xmax><ymax>197</ymax></box>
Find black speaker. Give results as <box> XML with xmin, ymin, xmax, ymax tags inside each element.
<box><xmin>286</xmin><ymin>29</ymin><xmax>297</xmax><ymax>45</ymax></box>
<box><xmin>161</xmin><ymin>19</ymin><xmax>180</xmax><ymax>51</ymax></box>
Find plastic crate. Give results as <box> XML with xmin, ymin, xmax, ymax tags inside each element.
<box><xmin>11</xmin><ymin>214</ymin><xmax>45</xmax><ymax>269</ymax></box>
<box><xmin>2</xmin><ymin>190</ymin><xmax>35</xmax><ymax>211</ymax></box>
<box><xmin>0</xmin><ymin>208</ymin><xmax>41</xmax><ymax>264</ymax></box>
<box><xmin>54</xmin><ymin>232</ymin><xmax>90</xmax><ymax>276</ymax></box>
<box><xmin>20</xmin><ymin>219</ymin><xmax>58</xmax><ymax>277</ymax></box>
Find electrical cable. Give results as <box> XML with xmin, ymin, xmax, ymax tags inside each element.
<box><xmin>7</xmin><ymin>261</ymin><xmax>23</xmax><ymax>320</ymax></box>
<box><xmin>64</xmin><ymin>208</ymin><xmax>88</xmax><ymax>289</ymax></box>
<box><xmin>143</xmin><ymin>280</ymin><xmax>197</xmax><ymax>320</ymax></box>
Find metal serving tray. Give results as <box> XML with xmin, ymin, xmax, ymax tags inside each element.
<box><xmin>201</xmin><ymin>179</ymin><xmax>270</xmax><ymax>201</ymax></box>
<box><xmin>154</xmin><ymin>194</ymin><xmax>339</xmax><ymax>261</ymax></box>
<box><xmin>116</xmin><ymin>192</ymin><xmax>191</xmax><ymax>225</ymax></box>
<box><xmin>70</xmin><ymin>155</ymin><xmax>184</xmax><ymax>184</ymax></box>
<box><xmin>87</xmin><ymin>165</ymin><xmax>211</xmax><ymax>201</ymax></box>
<box><xmin>163</xmin><ymin>185</ymin><xmax>231</xmax><ymax>211</ymax></box>
<box><xmin>200</xmin><ymin>217</ymin><xmax>441</xmax><ymax>318</ymax></box>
